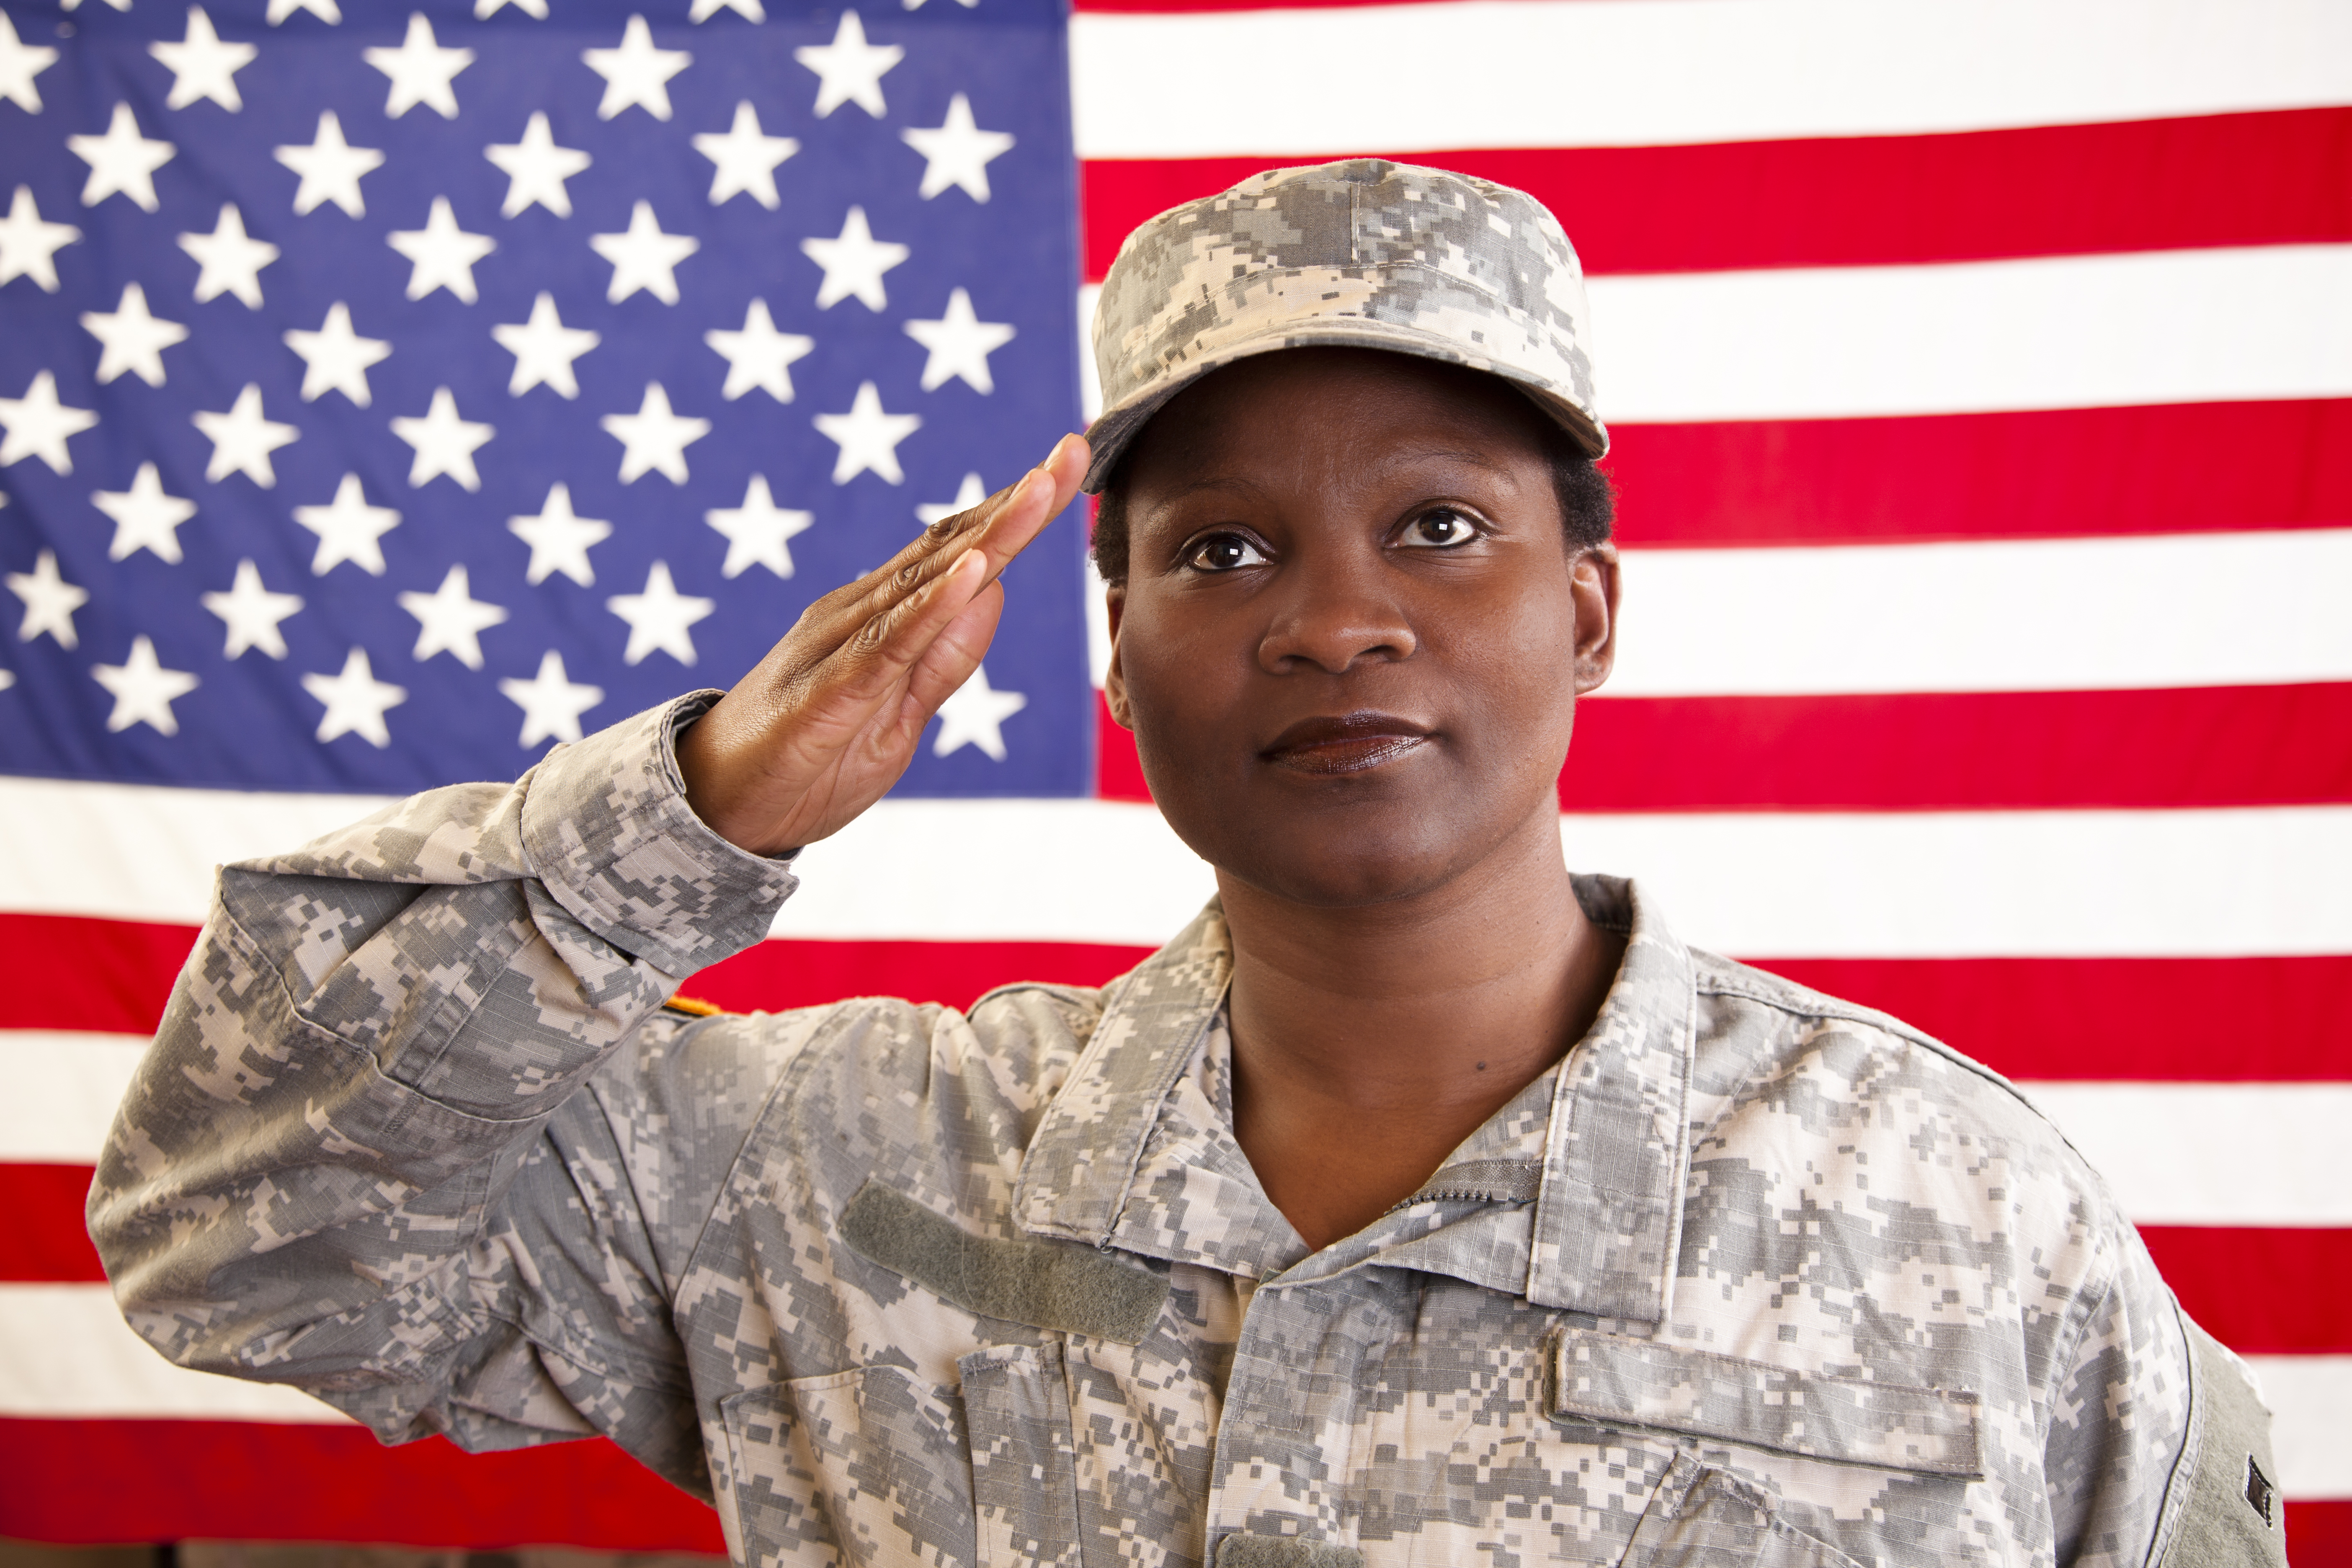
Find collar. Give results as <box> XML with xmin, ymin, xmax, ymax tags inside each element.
<box><xmin>1011</xmin><ymin>875</ymin><xmax>1697</xmax><ymax>1328</ymax></box>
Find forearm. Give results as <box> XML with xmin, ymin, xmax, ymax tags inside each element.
<box><xmin>88</xmin><ymin>694</ymin><xmax>796</xmax><ymax>1388</ymax></box>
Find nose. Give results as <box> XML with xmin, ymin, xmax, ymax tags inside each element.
<box><xmin>1255</xmin><ymin>548</ymin><xmax>1418</xmax><ymax>676</ymax></box>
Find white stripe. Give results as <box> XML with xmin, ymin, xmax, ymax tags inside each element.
<box><xmin>1586</xmin><ymin>247</ymin><xmax>2352</xmax><ymax>423</ymax></box>
<box><xmin>15</xmin><ymin>1031</ymin><xmax>2344</xmax><ymax>1229</ymax></box>
<box><xmin>0</xmin><ymin>775</ymin><xmax>395</xmax><ymax>927</ymax></box>
<box><xmin>2017</xmin><ymin>1083</ymin><xmax>2352</xmax><ymax>1227</ymax></box>
<box><xmin>0</xmin><ymin>1285</ymin><xmax>2344</xmax><ymax>1496</ymax></box>
<box><xmin>0</xmin><ymin>1032</ymin><xmax>148</xmax><ymax>1164</ymax></box>
<box><xmin>1082</xmin><ymin>247</ymin><xmax>2352</xmax><ymax>426</ymax></box>
<box><xmin>1603</xmin><ymin>529</ymin><xmax>2352</xmax><ymax>697</ymax></box>
<box><xmin>2243</xmin><ymin>1356</ymin><xmax>2352</xmax><ymax>1501</ymax></box>
<box><xmin>1072</xmin><ymin>0</ymin><xmax>2352</xmax><ymax>158</ymax></box>
<box><xmin>5</xmin><ymin>774</ymin><xmax>2349</xmax><ymax>957</ymax></box>
<box><xmin>0</xmin><ymin>1283</ymin><xmax>352</xmax><ymax>1423</ymax></box>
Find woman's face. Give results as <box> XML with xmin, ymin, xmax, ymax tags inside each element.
<box><xmin>1106</xmin><ymin>347</ymin><xmax>1618</xmax><ymax>910</ymax></box>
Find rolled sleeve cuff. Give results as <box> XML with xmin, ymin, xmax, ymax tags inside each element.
<box><xmin>518</xmin><ymin>692</ymin><xmax>799</xmax><ymax>977</ymax></box>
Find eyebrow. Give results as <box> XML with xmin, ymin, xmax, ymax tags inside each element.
<box><xmin>1151</xmin><ymin>446</ymin><xmax>1521</xmax><ymax>506</ymax></box>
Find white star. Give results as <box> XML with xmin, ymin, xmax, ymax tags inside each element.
<box><xmin>812</xmin><ymin>380</ymin><xmax>919</xmax><ymax>484</ymax></box>
<box><xmin>500</xmin><ymin>649</ymin><xmax>604</xmax><ymax>748</ymax></box>
<box><xmin>800</xmin><ymin>205</ymin><xmax>906</xmax><ymax>312</ymax></box>
<box><xmin>606</xmin><ymin>560</ymin><xmax>712</xmax><ymax>665</ymax></box>
<box><xmin>590</xmin><ymin>200</ymin><xmax>697</xmax><ymax>305</ymax></box>
<box><xmin>284</xmin><ymin>301</ymin><xmax>390</xmax><ymax>406</ymax></box>
<box><xmin>0</xmin><ymin>186</ymin><xmax>80</xmax><ymax>293</ymax></box>
<box><xmin>176</xmin><ymin>202</ymin><xmax>276</xmax><ymax>307</ymax></box>
<box><xmin>267</xmin><ymin>0</ymin><xmax>343</xmax><ymax>21</ymax></box>
<box><xmin>1</xmin><ymin>12</ymin><xmax>61</xmax><ymax>113</ymax></box>
<box><xmin>388</xmin><ymin>196</ymin><xmax>494</xmax><ymax>303</ymax></box>
<box><xmin>0</xmin><ymin>371</ymin><xmax>99</xmax><ymax>474</ymax></box>
<box><xmin>600</xmin><ymin>382</ymin><xmax>709</xmax><ymax>484</ymax></box>
<box><xmin>690</xmin><ymin>0</ymin><xmax>763</xmax><ymax>19</ymax></box>
<box><xmin>93</xmin><ymin>461</ymin><xmax>197</xmax><ymax>562</ymax></box>
<box><xmin>6</xmin><ymin>548</ymin><xmax>89</xmax><ymax>648</ymax></box>
<box><xmin>794</xmin><ymin>11</ymin><xmax>899</xmax><ymax>119</ymax></box>
<box><xmin>704</xmin><ymin>297</ymin><xmax>811</xmax><ymax>402</ymax></box>
<box><xmin>475</xmin><ymin>0</ymin><xmax>547</xmax><ymax>15</ymax></box>
<box><xmin>365</xmin><ymin>13</ymin><xmax>472</xmax><ymax>119</ymax></box>
<box><xmin>292</xmin><ymin>472</ymin><xmax>399</xmax><ymax>575</ymax></box>
<box><xmin>191</xmin><ymin>383</ymin><xmax>297</xmax><ymax>486</ymax></box>
<box><xmin>80</xmin><ymin>281</ymin><xmax>190</xmax><ymax>388</ymax></box>
<box><xmin>901</xmin><ymin>93</ymin><xmax>1013</xmax><ymax>202</ymax></box>
<box><xmin>274</xmin><ymin>111</ymin><xmax>383</xmax><ymax>217</ymax></box>
<box><xmin>390</xmin><ymin>386</ymin><xmax>494</xmax><ymax>491</ymax></box>
<box><xmin>302</xmin><ymin>646</ymin><xmax>406</xmax><ymax>746</ymax></box>
<box><xmin>93</xmin><ymin>636</ymin><xmax>201</xmax><ymax>736</ymax></box>
<box><xmin>904</xmin><ymin>287</ymin><xmax>1014</xmax><ymax>395</ymax></box>
<box><xmin>397</xmin><ymin>562</ymin><xmax>508</xmax><ymax>669</ymax></box>
<box><xmin>931</xmin><ymin>663</ymin><xmax>1026</xmax><ymax>760</ymax></box>
<box><xmin>706</xmin><ymin>474</ymin><xmax>811</xmax><ymax>579</ymax></box>
<box><xmin>691</xmin><ymin>101</ymin><xmax>795</xmax><ymax>209</ymax></box>
<box><xmin>67</xmin><ymin>103</ymin><xmax>177</xmax><ymax>213</ymax></box>
<box><xmin>583</xmin><ymin>15</ymin><xmax>689</xmax><ymax>121</ymax></box>
<box><xmin>914</xmin><ymin>469</ymin><xmax>987</xmax><ymax>527</ymax></box>
<box><xmin>492</xmin><ymin>291</ymin><xmax>599</xmax><ymax>397</ymax></box>
<box><xmin>902</xmin><ymin>0</ymin><xmax>980</xmax><ymax>10</ymax></box>
<box><xmin>484</xmin><ymin>111</ymin><xmax>590</xmax><ymax>218</ymax></box>
<box><xmin>61</xmin><ymin>0</ymin><xmax>135</xmax><ymax>10</ymax></box>
<box><xmin>508</xmin><ymin>482</ymin><xmax>609</xmax><ymax>586</ymax></box>
<box><xmin>150</xmin><ymin>7</ymin><xmax>256</xmax><ymax>112</ymax></box>
<box><xmin>200</xmin><ymin>558</ymin><xmax>303</xmax><ymax>657</ymax></box>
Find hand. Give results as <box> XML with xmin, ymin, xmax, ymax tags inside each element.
<box><xmin>674</xmin><ymin>433</ymin><xmax>1090</xmax><ymax>855</ymax></box>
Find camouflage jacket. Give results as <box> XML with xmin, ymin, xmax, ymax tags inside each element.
<box><xmin>90</xmin><ymin>696</ymin><xmax>2280</xmax><ymax>1568</ymax></box>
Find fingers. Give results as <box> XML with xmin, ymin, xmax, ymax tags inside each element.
<box><xmin>795</xmin><ymin>433</ymin><xmax>1089</xmax><ymax>655</ymax></box>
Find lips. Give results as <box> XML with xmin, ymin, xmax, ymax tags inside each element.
<box><xmin>1260</xmin><ymin>712</ymin><xmax>1434</xmax><ymax>775</ymax></box>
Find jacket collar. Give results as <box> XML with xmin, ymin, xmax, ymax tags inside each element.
<box><xmin>1011</xmin><ymin>876</ymin><xmax>1697</xmax><ymax>1328</ymax></box>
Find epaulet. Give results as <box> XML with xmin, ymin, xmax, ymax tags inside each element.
<box><xmin>661</xmin><ymin>993</ymin><xmax>726</xmax><ymax>1018</ymax></box>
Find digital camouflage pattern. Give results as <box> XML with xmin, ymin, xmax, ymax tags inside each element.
<box><xmin>91</xmin><ymin>696</ymin><xmax>2264</xmax><ymax>1568</ymax></box>
<box><xmin>1082</xmin><ymin>159</ymin><xmax>1608</xmax><ymax>493</ymax></box>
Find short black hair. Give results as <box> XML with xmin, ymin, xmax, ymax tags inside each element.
<box><xmin>1088</xmin><ymin>417</ymin><xmax>1615</xmax><ymax>585</ymax></box>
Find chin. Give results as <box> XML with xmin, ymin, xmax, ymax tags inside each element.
<box><xmin>1171</xmin><ymin>794</ymin><xmax>1497</xmax><ymax>910</ymax></box>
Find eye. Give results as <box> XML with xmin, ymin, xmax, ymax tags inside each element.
<box><xmin>1399</xmin><ymin>507</ymin><xmax>1479</xmax><ymax>549</ymax></box>
<box><xmin>1185</xmin><ymin>532</ymin><xmax>1269</xmax><ymax>572</ymax></box>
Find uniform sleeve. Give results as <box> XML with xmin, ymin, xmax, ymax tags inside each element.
<box><xmin>2039</xmin><ymin>1214</ymin><xmax>2271</xmax><ymax>1568</ymax></box>
<box><xmin>85</xmin><ymin>693</ymin><xmax>799</xmax><ymax>1491</ymax></box>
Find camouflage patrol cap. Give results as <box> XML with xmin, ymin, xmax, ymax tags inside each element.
<box><xmin>1081</xmin><ymin>158</ymin><xmax>1607</xmax><ymax>494</ymax></box>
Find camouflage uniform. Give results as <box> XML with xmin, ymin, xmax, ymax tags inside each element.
<box><xmin>90</xmin><ymin>696</ymin><xmax>2281</xmax><ymax>1568</ymax></box>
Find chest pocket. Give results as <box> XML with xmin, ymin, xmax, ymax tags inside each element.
<box><xmin>1547</xmin><ymin>1328</ymin><xmax>1986</xmax><ymax>1568</ymax></box>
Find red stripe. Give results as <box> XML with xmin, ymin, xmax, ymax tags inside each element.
<box><xmin>13</xmin><ymin>923</ymin><xmax>2352</xmax><ymax>1084</ymax></box>
<box><xmin>2141</xmin><ymin>1227</ymin><xmax>2352</xmax><ymax>1356</ymax></box>
<box><xmin>685</xmin><ymin>934</ymin><xmax>1157</xmax><ymax>1015</ymax></box>
<box><xmin>2</xmin><ymin>1415</ymin><xmax>2326</xmax><ymax>1557</ymax></box>
<box><xmin>2291</xmin><ymin>1502</ymin><xmax>2352</xmax><ymax>1568</ymax></box>
<box><xmin>0</xmin><ymin>1417</ymin><xmax>723</xmax><ymax>1550</ymax></box>
<box><xmin>0</xmin><ymin>1164</ymin><xmax>102</xmax><ymax>1283</ymax></box>
<box><xmin>1603</xmin><ymin>401</ymin><xmax>2352</xmax><ymax>548</ymax></box>
<box><xmin>1747</xmin><ymin>956</ymin><xmax>2352</xmax><ymax>1083</ymax></box>
<box><xmin>0</xmin><ymin>911</ymin><xmax>198</xmax><ymax>1034</ymax></box>
<box><xmin>1098</xmin><ymin>686</ymin><xmax>2352</xmax><ymax>812</ymax></box>
<box><xmin>1562</xmin><ymin>686</ymin><xmax>2352</xmax><ymax>812</ymax></box>
<box><xmin>1079</xmin><ymin>110</ymin><xmax>2352</xmax><ymax>281</ymax></box>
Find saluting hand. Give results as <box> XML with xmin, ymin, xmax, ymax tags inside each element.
<box><xmin>674</xmin><ymin>433</ymin><xmax>1090</xmax><ymax>856</ymax></box>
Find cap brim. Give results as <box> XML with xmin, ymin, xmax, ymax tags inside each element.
<box><xmin>1079</xmin><ymin>319</ymin><xmax>1607</xmax><ymax>493</ymax></box>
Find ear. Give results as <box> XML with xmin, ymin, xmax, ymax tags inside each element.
<box><xmin>1102</xmin><ymin>583</ymin><xmax>1135</xmax><ymax>730</ymax></box>
<box><xmin>1571</xmin><ymin>544</ymin><xmax>1618</xmax><ymax>695</ymax></box>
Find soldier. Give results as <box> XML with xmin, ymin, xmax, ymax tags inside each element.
<box><xmin>91</xmin><ymin>161</ymin><xmax>2281</xmax><ymax>1568</ymax></box>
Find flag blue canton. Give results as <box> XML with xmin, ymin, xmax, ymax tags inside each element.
<box><xmin>0</xmin><ymin>0</ymin><xmax>1089</xmax><ymax>797</ymax></box>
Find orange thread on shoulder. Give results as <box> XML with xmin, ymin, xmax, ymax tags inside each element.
<box><xmin>662</xmin><ymin>993</ymin><xmax>725</xmax><ymax>1017</ymax></box>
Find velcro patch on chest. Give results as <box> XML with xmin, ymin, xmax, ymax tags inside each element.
<box><xmin>838</xmin><ymin>1179</ymin><xmax>1172</xmax><ymax>1345</ymax></box>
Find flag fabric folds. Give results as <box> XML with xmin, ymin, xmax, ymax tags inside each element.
<box><xmin>0</xmin><ymin>0</ymin><xmax>2347</xmax><ymax>1558</ymax></box>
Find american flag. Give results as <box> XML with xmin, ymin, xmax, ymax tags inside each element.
<box><xmin>1</xmin><ymin>0</ymin><xmax>2347</xmax><ymax>1558</ymax></box>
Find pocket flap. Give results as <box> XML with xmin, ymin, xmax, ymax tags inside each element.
<box><xmin>1547</xmin><ymin>1329</ymin><xmax>1984</xmax><ymax>1480</ymax></box>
